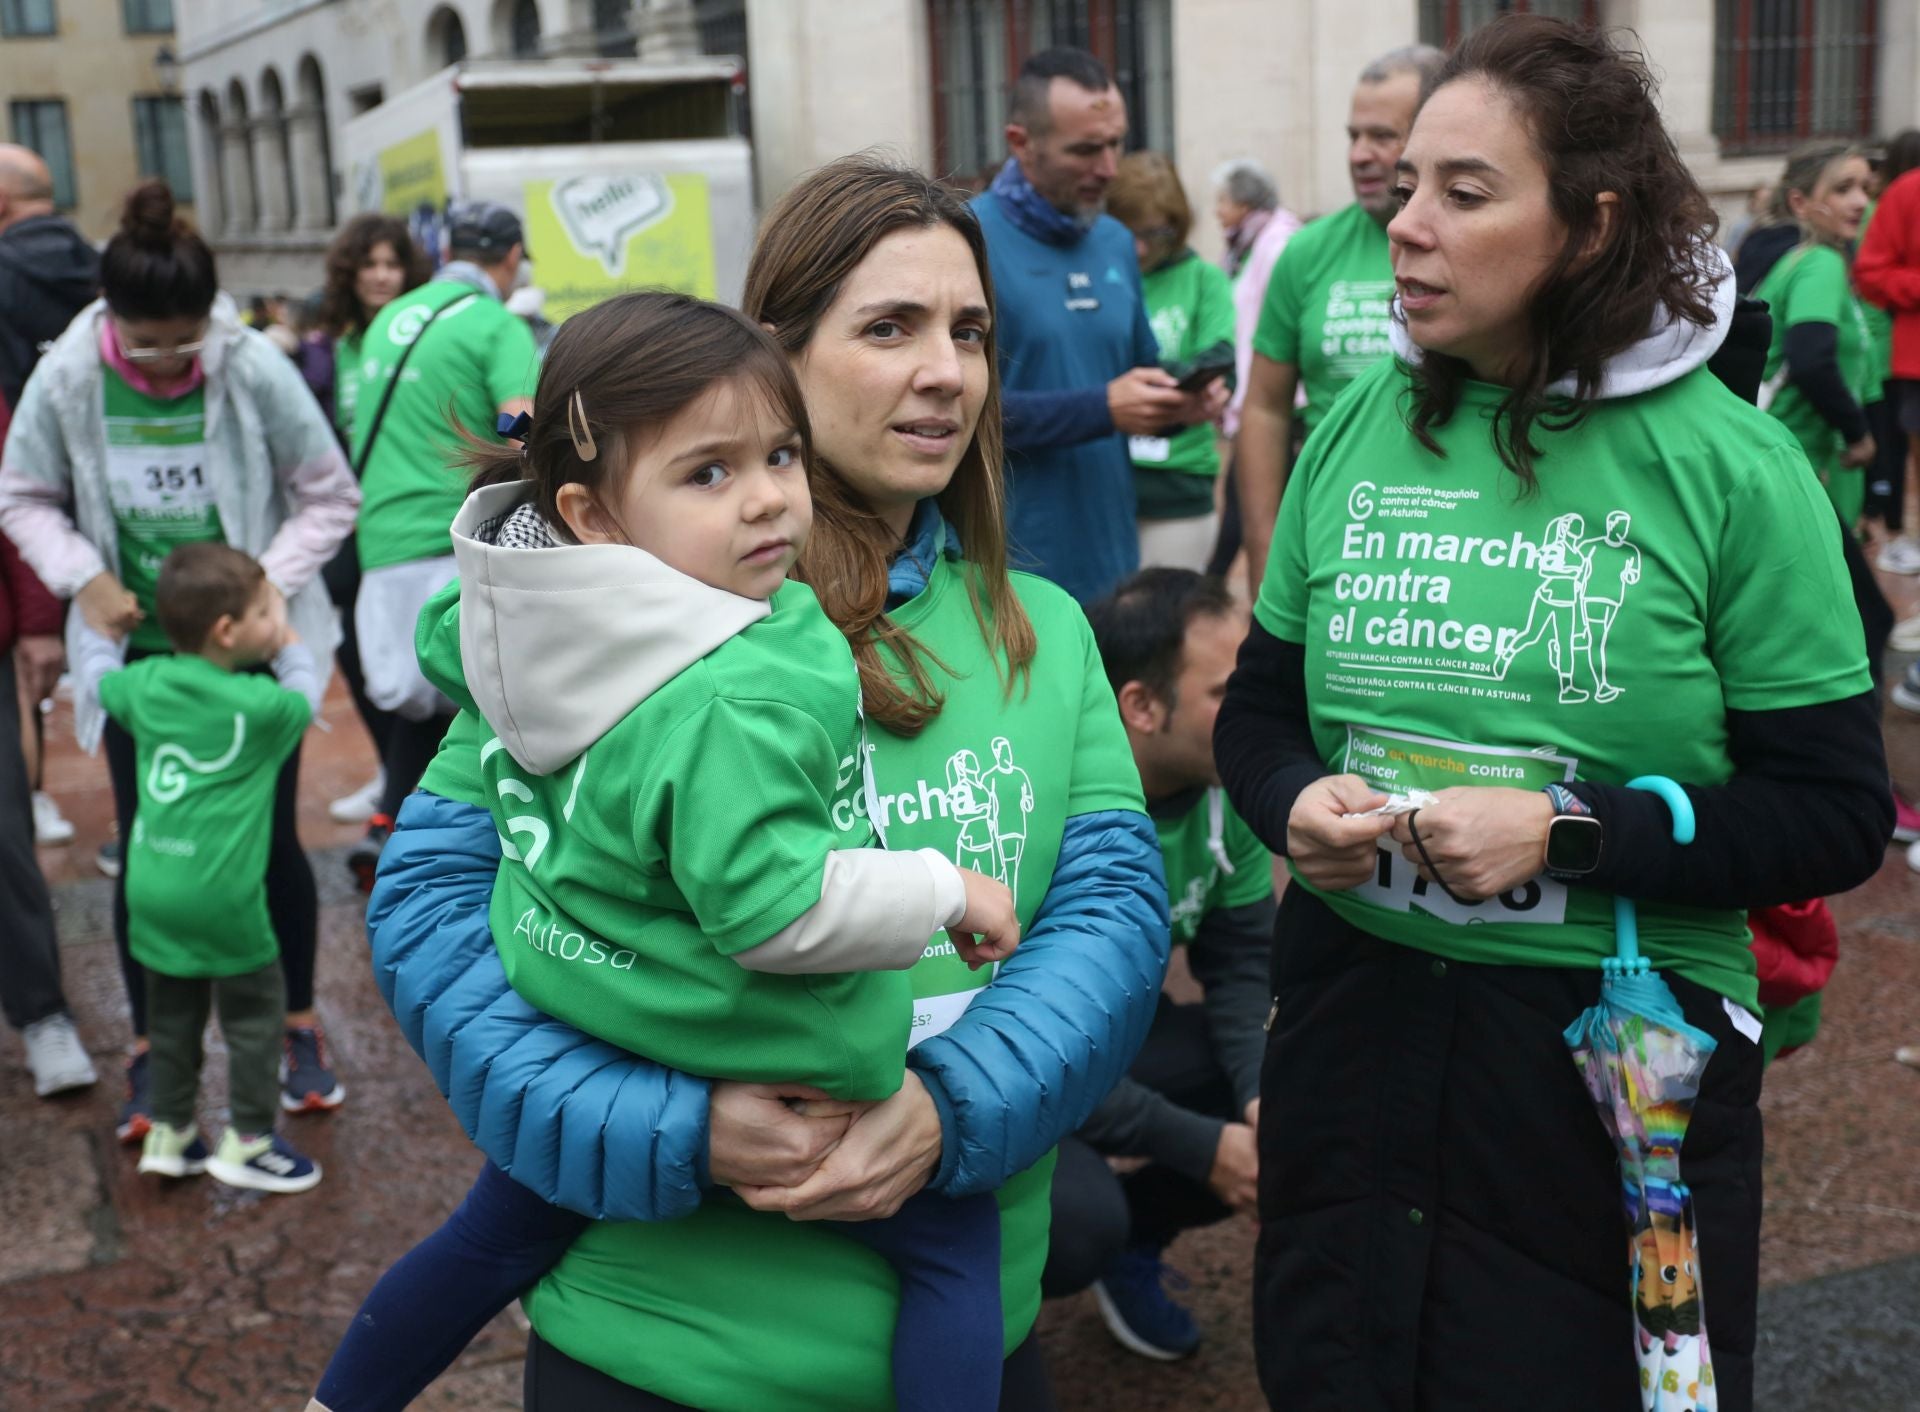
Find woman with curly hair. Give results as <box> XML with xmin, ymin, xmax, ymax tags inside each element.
<box><xmin>1218</xmin><ymin>16</ymin><xmax>1888</xmax><ymax>1408</ymax></box>
<box><xmin>316</xmin><ymin>213</ymin><xmax>427</xmax><ymax>824</ymax></box>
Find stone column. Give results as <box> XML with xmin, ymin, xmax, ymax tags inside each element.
<box><xmin>251</xmin><ymin>117</ymin><xmax>293</xmax><ymax>232</ymax></box>
<box><xmin>220</xmin><ymin>121</ymin><xmax>256</xmax><ymax>234</ymax></box>
<box><xmin>634</xmin><ymin>0</ymin><xmax>698</xmax><ymax>60</ymax></box>
<box><xmin>287</xmin><ymin>104</ymin><xmax>332</xmax><ymax>230</ymax></box>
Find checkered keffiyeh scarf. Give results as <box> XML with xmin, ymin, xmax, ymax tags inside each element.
<box><xmin>478</xmin><ymin>501</ymin><xmax>559</xmax><ymax>549</ymax></box>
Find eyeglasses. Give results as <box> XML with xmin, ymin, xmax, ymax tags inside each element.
<box><xmin>112</xmin><ymin>322</ymin><xmax>207</xmax><ymax>364</ymax></box>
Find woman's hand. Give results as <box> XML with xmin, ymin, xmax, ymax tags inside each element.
<box><xmin>735</xmin><ymin>1070</ymin><xmax>944</xmax><ymax>1222</ymax></box>
<box><xmin>1387</xmin><ymin>786</ymin><xmax>1554</xmax><ymax>901</ymax></box>
<box><xmin>707</xmin><ymin>1081</ymin><xmax>861</xmax><ymax>1190</ymax></box>
<box><xmin>76</xmin><ymin>571</ymin><xmax>142</xmax><ymax>640</ymax></box>
<box><xmin>1286</xmin><ymin>774</ymin><xmax>1398</xmax><ymax>891</ymax></box>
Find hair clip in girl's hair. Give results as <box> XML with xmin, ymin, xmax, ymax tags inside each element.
<box><xmin>496</xmin><ymin>410</ymin><xmax>533</xmax><ymax>440</ymax></box>
<box><xmin>567</xmin><ymin>389</ymin><xmax>599</xmax><ymax>463</ymax></box>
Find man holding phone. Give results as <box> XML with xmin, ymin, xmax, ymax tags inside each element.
<box><xmin>973</xmin><ymin>47</ymin><xmax>1228</xmax><ymax>603</ymax></box>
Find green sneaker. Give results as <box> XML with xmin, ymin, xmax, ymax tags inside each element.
<box><xmin>137</xmin><ymin>1121</ymin><xmax>210</xmax><ymax>1178</ymax></box>
<box><xmin>206</xmin><ymin>1128</ymin><xmax>321</xmax><ymax>1194</ymax></box>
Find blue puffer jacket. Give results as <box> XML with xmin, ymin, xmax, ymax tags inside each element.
<box><xmin>369</xmin><ymin>793</ymin><xmax>1168</xmax><ymax>1220</ymax></box>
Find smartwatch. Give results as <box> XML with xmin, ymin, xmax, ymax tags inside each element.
<box><xmin>1541</xmin><ymin>782</ymin><xmax>1604</xmax><ymax>879</ymax></box>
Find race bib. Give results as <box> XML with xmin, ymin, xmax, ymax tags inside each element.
<box><xmin>1129</xmin><ymin>435</ymin><xmax>1172</xmax><ymax>464</ymax></box>
<box><xmin>1342</xmin><ymin>723</ymin><xmax>1575</xmax><ymax>926</ymax></box>
<box><xmin>105</xmin><ymin>438</ymin><xmax>213</xmax><ymax>518</ymax></box>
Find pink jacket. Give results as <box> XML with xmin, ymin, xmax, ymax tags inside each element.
<box><xmin>1224</xmin><ymin>207</ymin><xmax>1304</xmax><ymax>439</ymax></box>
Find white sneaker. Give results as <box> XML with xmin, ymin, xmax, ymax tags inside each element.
<box><xmin>31</xmin><ymin>791</ymin><xmax>74</xmax><ymax>845</ymax></box>
<box><xmin>1878</xmin><ymin>538</ymin><xmax>1920</xmax><ymax>575</ymax></box>
<box><xmin>1891</xmin><ymin>616</ymin><xmax>1920</xmax><ymax>653</ymax></box>
<box><xmin>328</xmin><ymin>770</ymin><xmax>386</xmax><ymax>825</ymax></box>
<box><xmin>22</xmin><ymin>1014</ymin><xmax>97</xmax><ymax>1097</ymax></box>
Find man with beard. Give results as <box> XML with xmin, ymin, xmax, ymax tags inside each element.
<box><xmin>1235</xmin><ymin>45</ymin><xmax>1444</xmax><ymax>595</ymax></box>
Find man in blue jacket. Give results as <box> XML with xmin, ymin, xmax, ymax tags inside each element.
<box><xmin>973</xmin><ymin>48</ymin><xmax>1226</xmax><ymax>604</ymax></box>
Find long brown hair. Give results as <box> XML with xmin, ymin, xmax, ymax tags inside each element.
<box><xmin>743</xmin><ymin>155</ymin><xmax>1035</xmax><ymax>737</ymax></box>
<box><xmin>463</xmin><ymin>291</ymin><xmax>810</xmax><ymax>540</ymax></box>
<box><xmin>319</xmin><ymin>213</ymin><xmax>429</xmax><ymax>339</ymax></box>
<box><xmin>1404</xmin><ymin>16</ymin><xmax>1721</xmax><ymax>486</ymax></box>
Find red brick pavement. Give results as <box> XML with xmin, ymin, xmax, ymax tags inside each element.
<box><xmin>3</xmin><ymin>549</ymin><xmax>1918</xmax><ymax>1407</ymax></box>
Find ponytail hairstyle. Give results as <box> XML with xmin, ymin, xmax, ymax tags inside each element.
<box><xmin>462</xmin><ymin>290</ymin><xmax>810</xmax><ymax>542</ymax></box>
<box><xmin>743</xmin><ymin>154</ymin><xmax>1034</xmax><ymax>738</ymax></box>
<box><xmin>100</xmin><ymin>180</ymin><xmax>218</xmax><ymax>322</ymax></box>
<box><xmin>1767</xmin><ymin>141</ymin><xmax>1863</xmax><ymax>246</ymax></box>
<box><xmin>1402</xmin><ymin>15</ymin><xmax>1721</xmax><ymax>489</ymax></box>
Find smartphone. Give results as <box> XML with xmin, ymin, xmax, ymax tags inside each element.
<box><xmin>1172</xmin><ymin>353</ymin><xmax>1235</xmax><ymax>392</ymax></box>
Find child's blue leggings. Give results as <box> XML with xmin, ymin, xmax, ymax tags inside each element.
<box><xmin>314</xmin><ymin>1159</ymin><xmax>1004</xmax><ymax>1412</ymax></box>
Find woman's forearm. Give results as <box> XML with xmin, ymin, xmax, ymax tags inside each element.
<box><xmin>1572</xmin><ymin>689</ymin><xmax>1891</xmax><ymax>909</ymax></box>
<box><xmin>1216</xmin><ymin>622</ymin><xmax>1331</xmax><ymax>855</ymax></box>
<box><xmin>0</xmin><ymin>468</ymin><xmax>105</xmax><ymax>598</ymax></box>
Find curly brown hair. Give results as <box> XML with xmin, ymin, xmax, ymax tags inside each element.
<box><xmin>319</xmin><ymin>214</ymin><xmax>429</xmax><ymax>339</ymax></box>
<box><xmin>1402</xmin><ymin>15</ymin><xmax>1721</xmax><ymax>487</ymax></box>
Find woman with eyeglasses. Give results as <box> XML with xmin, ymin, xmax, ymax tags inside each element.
<box><xmin>1107</xmin><ymin>152</ymin><xmax>1238</xmax><ymax>572</ymax></box>
<box><xmin>0</xmin><ymin>180</ymin><xmax>360</xmax><ymax>1139</ymax></box>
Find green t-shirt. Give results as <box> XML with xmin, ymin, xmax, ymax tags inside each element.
<box><xmin>1756</xmin><ymin>242</ymin><xmax>1876</xmax><ymax>522</ymax></box>
<box><xmin>426</xmin><ymin>550</ymin><xmax>1144</xmax><ymax>1410</ymax></box>
<box><xmin>333</xmin><ymin>330</ymin><xmax>366</xmax><ymax>440</ymax></box>
<box><xmin>351</xmin><ymin>281</ymin><xmax>538</xmax><ymax>570</ymax></box>
<box><xmin>419</xmin><ymin>577</ymin><xmax>911</xmax><ymax>1100</ymax></box>
<box><xmin>101</xmin><ymin>369</ymin><xmax>223</xmax><ymax>652</ymax></box>
<box><xmin>1131</xmin><ymin>250</ymin><xmax>1236</xmax><ymax>489</ymax></box>
<box><xmin>97</xmin><ymin>653</ymin><xmax>311</xmax><ymax>978</ymax></box>
<box><xmin>1254</xmin><ymin>358</ymin><xmax>1871</xmax><ymax>1008</ymax></box>
<box><xmin>1250</xmin><ymin>202</ymin><xmax>1394</xmax><ymax>435</ymax></box>
<box><xmin>1157</xmin><ymin>788</ymin><xmax>1272</xmax><ymax>946</ymax></box>
<box><xmin>1859</xmin><ymin>201</ymin><xmax>1894</xmax><ymax>386</ymax></box>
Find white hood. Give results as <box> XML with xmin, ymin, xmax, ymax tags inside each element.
<box><xmin>448</xmin><ymin>480</ymin><xmax>769</xmax><ymax>776</ymax></box>
<box><xmin>1388</xmin><ymin>242</ymin><xmax>1738</xmax><ymax>400</ymax></box>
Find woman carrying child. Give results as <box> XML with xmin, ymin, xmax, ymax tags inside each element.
<box><xmin>344</xmin><ymin>157</ymin><xmax>1169</xmax><ymax>1409</ymax></box>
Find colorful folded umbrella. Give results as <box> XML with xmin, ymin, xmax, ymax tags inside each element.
<box><xmin>1563</xmin><ymin>776</ymin><xmax>1719</xmax><ymax>1412</ymax></box>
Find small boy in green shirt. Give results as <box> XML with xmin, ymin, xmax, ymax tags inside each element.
<box><xmin>98</xmin><ymin>542</ymin><xmax>322</xmax><ymax>1194</ymax></box>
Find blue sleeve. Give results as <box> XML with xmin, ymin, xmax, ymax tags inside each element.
<box><xmin>1002</xmin><ymin>386</ymin><xmax>1115</xmax><ymax>453</ymax></box>
<box><xmin>367</xmin><ymin>790</ymin><xmax>712</xmax><ymax>1221</ymax></box>
<box><xmin>908</xmin><ymin>807</ymin><xmax>1170</xmax><ymax>1196</ymax></box>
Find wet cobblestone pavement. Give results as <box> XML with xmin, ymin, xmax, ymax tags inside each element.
<box><xmin>4</xmin><ymin>573</ymin><xmax>1919</xmax><ymax>1409</ymax></box>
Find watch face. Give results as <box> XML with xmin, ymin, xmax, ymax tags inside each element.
<box><xmin>1546</xmin><ymin>815</ymin><xmax>1604</xmax><ymax>874</ymax></box>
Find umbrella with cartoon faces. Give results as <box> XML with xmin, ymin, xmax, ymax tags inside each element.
<box><xmin>1563</xmin><ymin>776</ymin><xmax>1719</xmax><ymax>1412</ymax></box>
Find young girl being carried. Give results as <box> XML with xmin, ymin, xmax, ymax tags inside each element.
<box><xmin>312</xmin><ymin>292</ymin><xmax>1020</xmax><ymax>1412</ymax></box>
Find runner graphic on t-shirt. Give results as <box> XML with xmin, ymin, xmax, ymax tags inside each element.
<box><xmin>1494</xmin><ymin>509</ymin><xmax>1639</xmax><ymax>704</ymax></box>
<box><xmin>983</xmin><ymin>736</ymin><xmax>1034</xmax><ymax>896</ymax></box>
<box><xmin>1494</xmin><ymin>512</ymin><xmax>1590</xmax><ymax>702</ymax></box>
<box><xmin>1575</xmin><ymin>511</ymin><xmax>1640</xmax><ymax>703</ymax></box>
<box><xmin>947</xmin><ymin>749</ymin><xmax>998</xmax><ymax>874</ymax></box>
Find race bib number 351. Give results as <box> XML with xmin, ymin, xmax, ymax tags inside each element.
<box><xmin>1341</xmin><ymin>723</ymin><xmax>1574</xmax><ymax>926</ymax></box>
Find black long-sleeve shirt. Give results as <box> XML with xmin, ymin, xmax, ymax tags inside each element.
<box><xmin>1215</xmin><ymin>622</ymin><xmax>1892</xmax><ymax>915</ymax></box>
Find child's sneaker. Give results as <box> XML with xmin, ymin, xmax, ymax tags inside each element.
<box><xmin>1091</xmin><ymin>1245</ymin><xmax>1202</xmax><ymax>1361</ymax></box>
<box><xmin>281</xmin><ymin>1025</ymin><xmax>346</xmax><ymax>1112</ymax></box>
<box><xmin>116</xmin><ymin>1050</ymin><xmax>153</xmax><ymax>1144</ymax></box>
<box><xmin>1896</xmin><ymin>791</ymin><xmax>1920</xmax><ymax>845</ymax></box>
<box><xmin>206</xmin><ymin>1129</ymin><xmax>322</xmax><ymax>1194</ymax></box>
<box><xmin>96</xmin><ymin>837</ymin><xmax>123</xmax><ymax>879</ymax></box>
<box><xmin>347</xmin><ymin>815</ymin><xmax>392</xmax><ymax>894</ymax></box>
<box><xmin>137</xmin><ymin>1121</ymin><xmax>210</xmax><ymax>1178</ymax></box>
<box><xmin>31</xmin><ymin>791</ymin><xmax>74</xmax><ymax>845</ymax></box>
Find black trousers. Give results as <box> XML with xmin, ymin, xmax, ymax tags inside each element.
<box><xmin>322</xmin><ymin>535</ymin><xmax>395</xmax><ymax>765</ymax></box>
<box><xmin>1042</xmin><ymin>996</ymin><xmax>1236</xmax><ymax>1297</ymax></box>
<box><xmin>522</xmin><ymin>1331</ymin><xmax>1057</xmax><ymax>1411</ymax></box>
<box><xmin>1255</xmin><ymin>887</ymin><xmax>1763</xmax><ymax>1412</ymax></box>
<box><xmin>0</xmin><ymin>653</ymin><xmax>67</xmax><ymax>1030</ymax></box>
<box><xmin>1864</xmin><ymin>390</ymin><xmax>1907</xmax><ymax>531</ymax></box>
<box><xmin>104</xmin><ymin>650</ymin><xmax>317</xmax><ymax>1035</ymax></box>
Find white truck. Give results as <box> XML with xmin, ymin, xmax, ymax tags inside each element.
<box><xmin>339</xmin><ymin>56</ymin><xmax>754</xmax><ymax>317</ymax></box>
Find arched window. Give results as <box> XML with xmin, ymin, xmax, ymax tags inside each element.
<box><xmin>195</xmin><ymin>89</ymin><xmax>224</xmax><ymax>230</ymax></box>
<box><xmin>511</xmin><ymin>0</ymin><xmax>541</xmax><ymax>57</ymax></box>
<box><xmin>296</xmin><ymin>54</ymin><xmax>335</xmax><ymax>227</ymax></box>
<box><xmin>258</xmin><ymin>67</ymin><xmax>295</xmax><ymax>230</ymax></box>
<box><xmin>427</xmin><ymin>4</ymin><xmax>468</xmax><ymax>67</ymax></box>
<box><xmin>224</xmin><ymin>78</ymin><xmax>258</xmax><ymax>231</ymax></box>
<box><xmin>593</xmin><ymin>0</ymin><xmax>633</xmax><ymax>57</ymax></box>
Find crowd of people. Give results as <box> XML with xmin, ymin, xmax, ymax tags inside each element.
<box><xmin>0</xmin><ymin>11</ymin><xmax>1915</xmax><ymax>1409</ymax></box>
